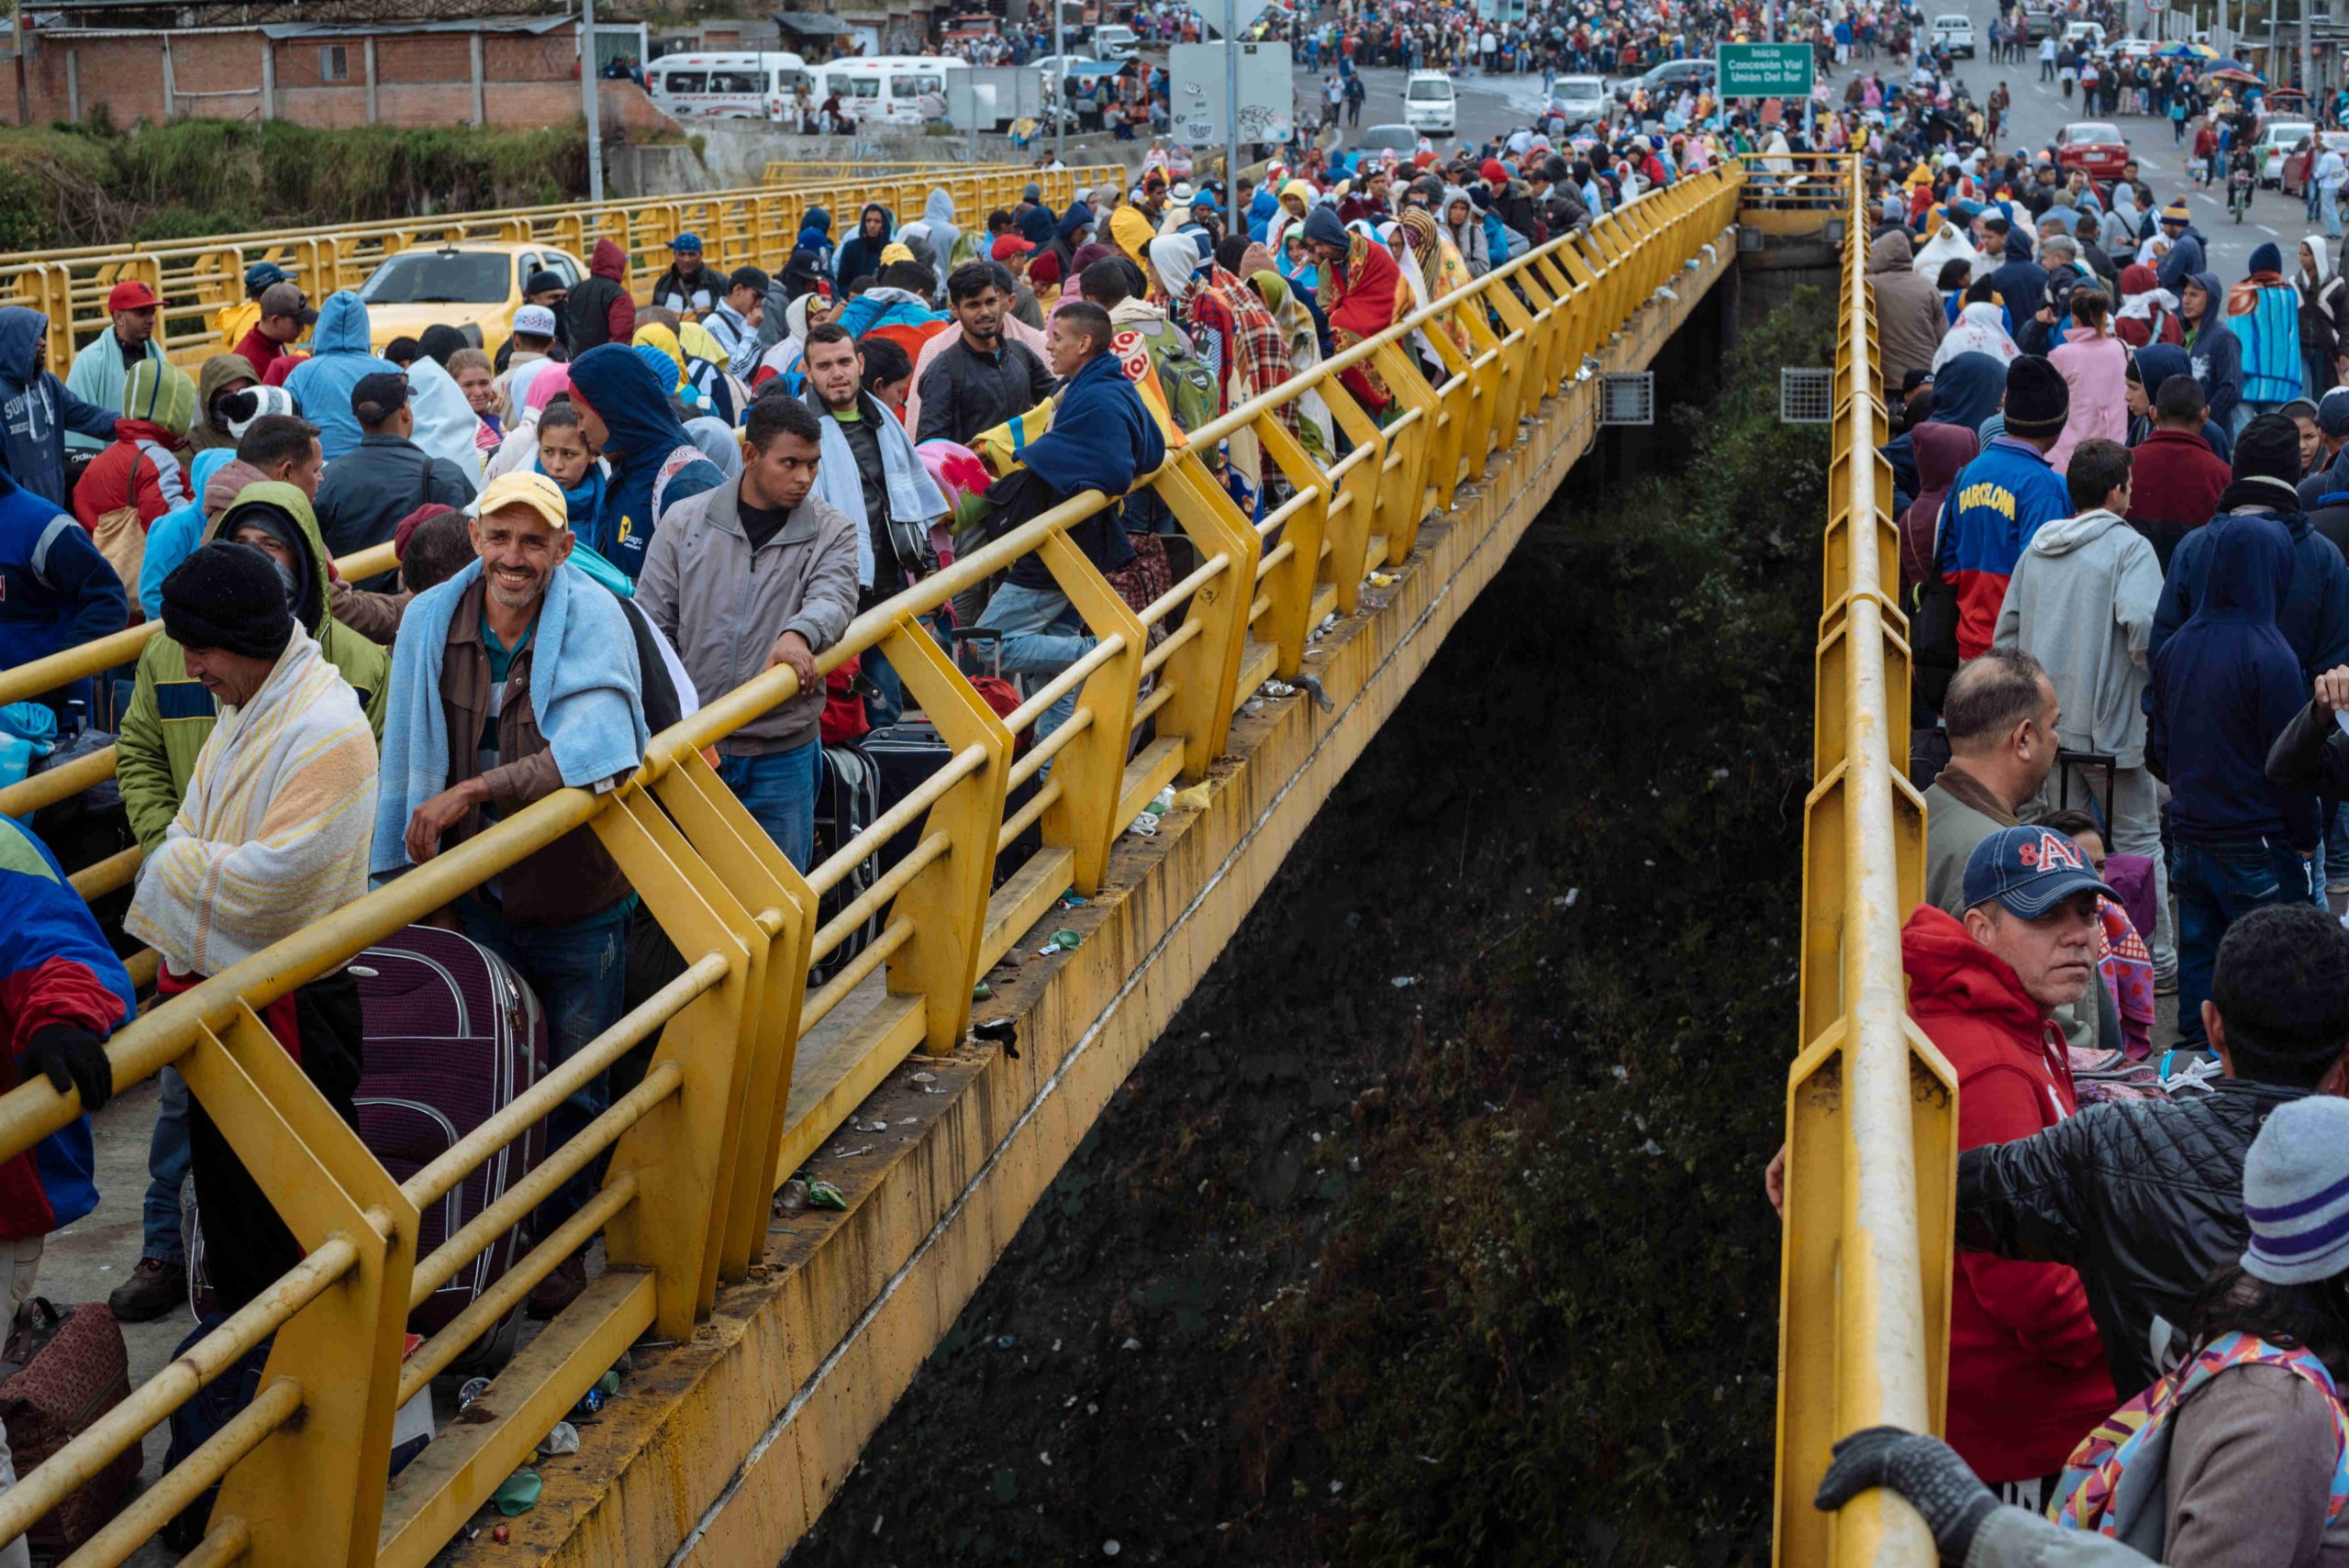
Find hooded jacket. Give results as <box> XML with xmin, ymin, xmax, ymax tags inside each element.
<box><xmin>2298</xmin><ymin>232</ymin><xmax>2349</xmax><ymax>370</ymax></box>
<box><xmin>921</xmin><ymin>187</ymin><xmax>967</xmax><ymax>274</ymax></box>
<box><xmin>2149</xmin><ymin>514</ymin><xmax>2322</xmax><ymax>849</ymax></box>
<box><xmin>117</xmin><ymin>480</ymin><xmax>389</xmax><ymax>854</ymax></box>
<box><xmin>0</xmin><ymin>308</ymin><xmax>118</xmax><ymax>509</ymax></box>
<box><xmin>1898</xmin><ymin>421</ymin><xmax>1977</xmax><ymax>606</ymax></box>
<box><xmin>565</xmin><ymin>343</ymin><xmax>723</xmax><ymax>583</ymax></box>
<box><xmin>1987</xmin><ymin>226</ymin><xmax>2050</xmax><ymax>326</ymax></box>
<box><xmin>281</xmin><ymin>294</ymin><xmax>402</xmax><ymax>462</ymax></box>
<box><xmin>0</xmin><ymin>465</ymin><xmax>125</xmax><ymax>715</ymax></box>
<box><xmin>1903</xmin><ymin>904</ymin><xmax>2117</xmax><ymax>1482</ymax></box>
<box><xmin>2182</xmin><ymin>269</ymin><xmax>2244</xmax><ymax>428</ymax></box>
<box><xmin>2046</xmin><ymin>325</ymin><xmax>2130</xmax><ymax>475</ymax></box>
<box><xmin>1938</xmin><ymin>435</ymin><xmax>2073</xmax><ymax>661</ymax></box>
<box><xmin>1868</xmin><ymin>228</ymin><xmax>1949</xmax><ymax>389</ymax></box>
<box><xmin>72</xmin><ymin>360</ymin><xmax>194</xmax><ymax>538</ymax></box>
<box><xmin>836</xmin><ymin>204</ymin><xmax>897</xmax><ymax>287</ymax></box>
<box><xmin>1932</xmin><ymin>301</ymin><xmax>2020</xmax><ymax>370</ymax></box>
<box><xmin>1992</xmin><ymin>508</ymin><xmax>2163</xmax><ymax>767</ymax></box>
<box><xmin>2152</xmin><ymin>501</ymin><xmax>2349</xmax><ymax>681</ymax></box>
<box><xmin>2154</xmin><ymin>219</ymin><xmax>2205</xmax><ymax>295</ymax></box>
<box><xmin>566</xmin><ymin>239</ymin><xmax>638</xmax><ymax>353</ymax></box>
<box><xmin>187</xmin><ymin>353</ymin><xmax>259</xmax><ymax>453</ymax></box>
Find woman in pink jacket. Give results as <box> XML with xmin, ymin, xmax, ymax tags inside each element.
<box><xmin>2048</xmin><ymin>288</ymin><xmax>2131</xmax><ymax>480</ymax></box>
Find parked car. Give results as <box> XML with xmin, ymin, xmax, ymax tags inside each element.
<box><xmin>1350</xmin><ymin>123</ymin><xmax>1421</xmax><ymax>156</ymax></box>
<box><xmin>2257</xmin><ymin>119</ymin><xmax>2318</xmax><ymax>186</ymax></box>
<box><xmin>1932</xmin><ymin>13</ymin><xmax>1976</xmax><ymax>56</ymax></box>
<box><xmin>356</xmin><ymin>242</ymin><xmax>585</xmax><ymax>359</ymax></box>
<box><xmin>2054</xmin><ymin>120</ymin><xmax>2130</xmax><ymax>180</ymax></box>
<box><xmin>2281</xmin><ymin>128</ymin><xmax>2349</xmax><ymax>196</ymax></box>
<box><xmin>1609</xmin><ymin>59</ymin><xmax>1714</xmax><ymax>100</ymax></box>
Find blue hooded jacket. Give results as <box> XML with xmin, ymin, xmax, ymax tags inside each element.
<box><xmin>2150</xmin><ymin>514</ymin><xmax>2322</xmax><ymax>849</ymax></box>
<box><xmin>2131</xmin><ymin>342</ymin><xmax>2234</xmax><ymax>462</ymax></box>
<box><xmin>2151</xmin><ymin>494</ymin><xmax>2349</xmax><ymax>681</ymax></box>
<box><xmin>282</xmin><ymin>293</ymin><xmax>401</xmax><ymax>462</ymax></box>
<box><xmin>796</xmin><ymin>206</ymin><xmax>834</xmax><ymax>272</ymax></box>
<box><xmin>1986</xmin><ymin>228</ymin><xmax>2048</xmax><ymax>326</ymax></box>
<box><xmin>0</xmin><ymin>308</ymin><xmax>118</xmax><ymax>509</ymax></box>
<box><xmin>2155</xmin><ymin>220</ymin><xmax>2206</xmax><ymax>295</ymax></box>
<box><xmin>566</xmin><ymin>344</ymin><xmax>722</xmax><ymax>583</ymax></box>
<box><xmin>835</xmin><ymin>203</ymin><xmax>896</xmax><ymax>286</ymax></box>
<box><xmin>1247</xmin><ymin>186</ymin><xmax>1278</xmax><ymax>244</ymax></box>
<box><xmin>1004</xmin><ymin>349</ymin><xmax>1164</xmax><ymax>590</ymax></box>
<box><xmin>0</xmin><ymin>466</ymin><xmax>126</xmax><ymax>714</ymax></box>
<box><xmin>2182</xmin><ymin>270</ymin><xmax>2244</xmax><ymax>428</ymax></box>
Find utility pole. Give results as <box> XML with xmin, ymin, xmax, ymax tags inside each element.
<box><xmin>581</xmin><ymin>0</ymin><xmax>605</xmax><ymax>205</ymax></box>
<box><xmin>1224</xmin><ymin>0</ymin><xmax>1240</xmax><ymax>194</ymax></box>
<box><xmin>2299</xmin><ymin>0</ymin><xmax>2315</xmax><ymax>94</ymax></box>
<box><xmin>1054</xmin><ymin>0</ymin><xmax>1064</xmax><ymax>166</ymax></box>
<box><xmin>14</xmin><ymin>0</ymin><xmax>28</xmax><ymax>127</ymax></box>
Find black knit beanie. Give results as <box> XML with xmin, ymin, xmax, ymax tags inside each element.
<box><xmin>2231</xmin><ymin>411</ymin><xmax>2305</xmax><ymax>498</ymax></box>
<box><xmin>2002</xmin><ymin>355</ymin><xmax>2070</xmax><ymax>438</ymax></box>
<box><xmin>161</xmin><ymin>542</ymin><xmax>295</xmax><ymax>662</ymax></box>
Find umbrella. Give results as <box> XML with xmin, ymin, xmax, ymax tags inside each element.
<box><xmin>2205</xmin><ymin>65</ymin><xmax>2264</xmax><ymax>84</ymax></box>
<box><xmin>2159</xmin><ymin>40</ymin><xmax>2218</xmax><ymax>57</ymax></box>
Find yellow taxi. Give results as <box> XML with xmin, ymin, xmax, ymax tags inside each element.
<box><xmin>353</xmin><ymin>241</ymin><xmax>587</xmax><ymax>358</ymax></box>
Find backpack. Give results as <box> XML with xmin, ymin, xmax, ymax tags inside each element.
<box><xmin>1122</xmin><ymin>315</ymin><xmax>1218</xmax><ymax>433</ymax></box>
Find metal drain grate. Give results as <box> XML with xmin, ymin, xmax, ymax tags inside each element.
<box><xmin>1780</xmin><ymin>366</ymin><xmax>1834</xmax><ymax>424</ymax></box>
<box><xmin>1598</xmin><ymin>372</ymin><xmax>1653</xmax><ymax>427</ymax></box>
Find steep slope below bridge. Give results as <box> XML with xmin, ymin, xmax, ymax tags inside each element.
<box><xmin>790</xmin><ymin>290</ymin><xmax>1835</xmax><ymax>1568</ymax></box>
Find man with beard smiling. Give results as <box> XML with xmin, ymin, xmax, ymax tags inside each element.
<box><xmin>371</xmin><ymin>467</ymin><xmax>651</xmax><ymax>1318</ymax></box>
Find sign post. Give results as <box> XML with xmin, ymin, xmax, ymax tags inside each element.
<box><xmin>1716</xmin><ymin>40</ymin><xmax>1815</xmax><ymax>100</ymax></box>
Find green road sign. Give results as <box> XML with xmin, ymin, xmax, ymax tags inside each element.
<box><xmin>1717</xmin><ymin>42</ymin><xmax>1815</xmax><ymax>98</ymax></box>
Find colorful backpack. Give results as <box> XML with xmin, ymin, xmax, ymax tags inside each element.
<box><xmin>2053</xmin><ymin>1330</ymin><xmax>2349</xmax><ymax>1541</ymax></box>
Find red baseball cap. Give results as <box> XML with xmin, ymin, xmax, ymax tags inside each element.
<box><xmin>106</xmin><ymin>280</ymin><xmax>161</xmax><ymax>312</ymax></box>
<box><xmin>990</xmin><ymin>234</ymin><xmax>1037</xmax><ymax>261</ymax></box>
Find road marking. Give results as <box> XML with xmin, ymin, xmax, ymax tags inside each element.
<box><xmin>2261</xmin><ymin>224</ymin><xmax>2279</xmax><ymax>234</ymax></box>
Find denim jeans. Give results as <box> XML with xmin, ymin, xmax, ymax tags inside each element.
<box><xmin>2326</xmin><ymin>800</ymin><xmax>2349</xmax><ymax>891</ymax></box>
<box><xmin>976</xmin><ymin>582</ymin><xmax>1096</xmax><ymax>739</ymax></box>
<box><xmin>139</xmin><ymin>1066</ymin><xmax>191</xmax><ymax>1265</ymax></box>
<box><xmin>719</xmin><ymin>740</ymin><xmax>821</xmax><ymax>871</ymax></box>
<box><xmin>457</xmin><ymin>903</ymin><xmax>629</xmax><ymax>1234</ymax></box>
<box><xmin>2174</xmin><ymin>838</ymin><xmax>2317</xmax><ymax>1047</ymax></box>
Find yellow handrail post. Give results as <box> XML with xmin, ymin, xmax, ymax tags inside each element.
<box><xmin>874</xmin><ymin>623</ymin><xmax>1010</xmax><ymax>1054</ymax></box>
<box><xmin>184</xmin><ymin>1002</ymin><xmax>418</xmax><ymax>1564</ymax></box>
<box><xmin>585</xmin><ymin>792</ymin><xmax>758</xmax><ymax>1332</ymax></box>
<box><xmin>1147</xmin><ymin>451</ymin><xmax>1262</xmax><ymax>777</ymax></box>
<box><xmin>1772</xmin><ymin>154</ymin><xmax>1953</xmax><ymax>1568</ymax></box>
<box><xmin>1319</xmin><ymin>388</ymin><xmax>1386</xmax><ymax>605</ymax></box>
<box><xmin>1252</xmin><ymin>415</ymin><xmax>1332</xmax><ymax>679</ymax></box>
<box><xmin>641</xmin><ymin>750</ymin><xmax>818</xmax><ymax>1284</ymax></box>
<box><xmin>1370</xmin><ymin>342</ymin><xmax>1440</xmax><ymax>562</ymax></box>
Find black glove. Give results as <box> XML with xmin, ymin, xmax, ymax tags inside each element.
<box><xmin>21</xmin><ymin>1024</ymin><xmax>114</xmax><ymax>1112</ymax></box>
<box><xmin>1813</xmin><ymin>1425</ymin><xmax>1998</xmax><ymax>1562</ymax></box>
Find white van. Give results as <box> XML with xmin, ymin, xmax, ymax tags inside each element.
<box><xmin>811</xmin><ymin>56</ymin><xmax>970</xmax><ymax>126</ymax></box>
<box><xmin>1403</xmin><ymin>70</ymin><xmax>1456</xmax><ymax>134</ymax></box>
<box><xmin>1932</xmin><ymin>13</ymin><xmax>1976</xmax><ymax>56</ymax></box>
<box><xmin>1091</xmin><ymin>24</ymin><xmax>1138</xmax><ymax>59</ymax></box>
<box><xmin>645</xmin><ymin>51</ymin><xmax>812</xmax><ymax>120</ymax></box>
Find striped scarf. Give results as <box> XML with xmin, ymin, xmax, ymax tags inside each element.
<box><xmin>125</xmin><ymin>629</ymin><xmax>377</xmax><ymax>978</ymax></box>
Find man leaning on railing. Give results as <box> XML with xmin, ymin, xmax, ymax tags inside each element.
<box><xmin>369</xmin><ymin>470</ymin><xmax>659</xmax><ymax>1321</ymax></box>
<box><xmin>123</xmin><ymin>541</ymin><xmax>378</xmax><ymax>1315</ymax></box>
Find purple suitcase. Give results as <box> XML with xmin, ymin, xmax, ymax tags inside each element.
<box><xmin>189</xmin><ymin>927</ymin><xmax>550</xmax><ymax>1358</ymax></box>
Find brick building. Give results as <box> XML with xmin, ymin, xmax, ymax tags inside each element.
<box><xmin>6</xmin><ymin>16</ymin><xmax>676</xmax><ymax>134</ymax></box>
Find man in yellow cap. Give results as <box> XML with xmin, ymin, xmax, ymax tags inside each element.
<box><xmin>370</xmin><ymin>466</ymin><xmax>651</xmax><ymax>1318</ymax></box>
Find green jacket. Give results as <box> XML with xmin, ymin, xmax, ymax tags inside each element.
<box><xmin>117</xmin><ymin>481</ymin><xmax>389</xmax><ymax>853</ymax></box>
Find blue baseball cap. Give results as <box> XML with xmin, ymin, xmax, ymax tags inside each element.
<box><xmin>1962</xmin><ymin>825</ymin><xmax>2118</xmax><ymax>919</ymax></box>
<box><xmin>671</xmin><ymin>232</ymin><xmax>703</xmax><ymax>253</ymax></box>
<box><xmin>244</xmin><ymin>261</ymin><xmax>290</xmax><ymax>292</ymax></box>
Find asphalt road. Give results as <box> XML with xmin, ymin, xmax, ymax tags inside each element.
<box><xmin>1275</xmin><ymin>61</ymin><xmax>1557</xmax><ymax>156</ymax></box>
<box><xmin>1828</xmin><ymin>0</ymin><xmax>2302</xmax><ymax>279</ymax></box>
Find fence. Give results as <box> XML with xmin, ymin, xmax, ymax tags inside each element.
<box><xmin>1770</xmin><ymin>155</ymin><xmax>1952</xmax><ymax>1568</ymax></box>
<box><xmin>0</xmin><ymin>162</ymin><xmax>1744</xmax><ymax>1567</ymax></box>
<box><xmin>0</xmin><ymin>163</ymin><xmax>1120</xmax><ymax>370</ymax></box>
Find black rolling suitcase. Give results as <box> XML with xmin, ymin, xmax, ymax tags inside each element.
<box><xmin>863</xmin><ymin>720</ymin><xmax>1042</xmax><ymax>886</ymax></box>
<box><xmin>812</xmin><ymin>744</ymin><xmax>885</xmax><ymax>976</ymax></box>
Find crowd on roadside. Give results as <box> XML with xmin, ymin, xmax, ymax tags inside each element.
<box><xmin>1739</xmin><ymin>10</ymin><xmax>2349</xmax><ymax>1556</ymax></box>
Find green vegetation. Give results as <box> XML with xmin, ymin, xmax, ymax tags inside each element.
<box><xmin>797</xmin><ymin>288</ymin><xmax>1836</xmax><ymax>1568</ymax></box>
<box><xmin>0</xmin><ymin>118</ymin><xmax>589</xmax><ymax>251</ymax></box>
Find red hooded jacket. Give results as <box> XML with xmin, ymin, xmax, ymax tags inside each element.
<box><xmin>71</xmin><ymin>419</ymin><xmax>189</xmax><ymax>537</ymax></box>
<box><xmin>1902</xmin><ymin>904</ymin><xmax>2116</xmax><ymax>1483</ymax></box>
<box><xmin>1900</xmin><ymin>422</ymin><xmax>1978</xmax><ymax>606</ymax></box>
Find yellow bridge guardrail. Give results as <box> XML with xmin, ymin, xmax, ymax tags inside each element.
<box><xmin>0</xmin><ymin>163</ymin><xmax>1122</xmax><ymax>372</ymax></box>
<box><xmin>0</xmin><ymin>162</ymin><xmax>1744</xmax><ymax>1568</ymax></box>
<box><xmin>1770</xmin><ymin>155</ymin><xmax>1954</xmax><ymax>1568</ymax></box>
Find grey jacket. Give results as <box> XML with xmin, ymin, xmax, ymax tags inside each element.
<box><xmin>1993</xmin><ymin>508</ymin><xmax>2163</xmax><ymax>769</ymax></box>
<box><xmin>633</xmin><ymin>480</ymin><xmax>861</xmax><ymax>757</ymax></box>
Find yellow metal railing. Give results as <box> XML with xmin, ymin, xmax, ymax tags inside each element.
<box><xmin>0</xmin><ymin>164</ymin><xmax>1120</xmax><ymax>371</ymax></box>
<box><xmin>0</xmin><ymin>163</ymin><xmax>1744</xmax><ymax>1568</ymax></box>
<box><xmin>1771</xmin><ymin>157</ymin><xmax>1954</xmax><ymax>1568</ymax></box>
